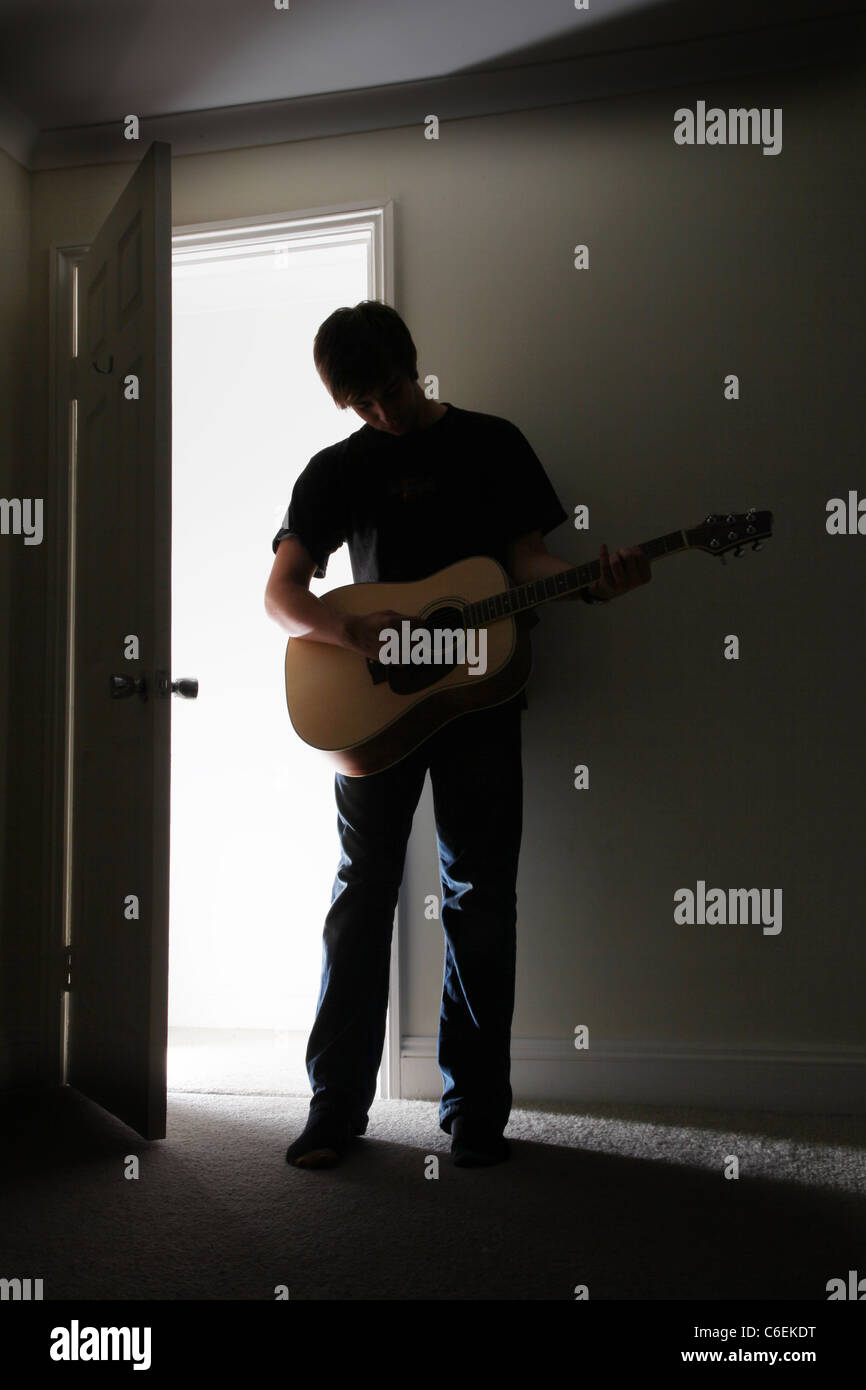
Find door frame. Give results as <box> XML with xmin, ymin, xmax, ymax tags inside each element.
<box><xmin>46</xmin><ymin>237</ymin><xmax>91</xmax><ymax>1086</ymax></box>
<box><xmin>47</xmin><ymin>197</ymin><xmax>405</xmax><ymax>1101</ymax></box>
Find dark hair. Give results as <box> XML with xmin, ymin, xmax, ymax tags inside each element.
<box><xmin>313</xmin><ymin>300</ymin><xmax>419</xmax><ymax>407</ymax></box>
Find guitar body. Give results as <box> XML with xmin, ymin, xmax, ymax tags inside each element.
<box><xmin>282</xmin><ymin>512</ymin><xmax>775</xmax><ymax>777</ymax></box>
<box><xmin>284</xmin><ymin>556</ymin><xmax>531</xmax><ymax>776</ymax></box>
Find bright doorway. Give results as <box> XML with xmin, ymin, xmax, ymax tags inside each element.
<box><xmin>166</xmin><ymin>205</ymin><xmax>397</xmax><ymax>1097</ymax></box>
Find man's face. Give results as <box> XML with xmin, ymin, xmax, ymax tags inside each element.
<box><xmin>347</xmin><ymin>375</ymin><xmax>418</xmax><ymax>434</ymax></box>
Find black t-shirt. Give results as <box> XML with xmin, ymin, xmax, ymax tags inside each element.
<box><xmin>271</xmin><ymin>403</ymin><xmax>568</xmax><ymax>583</ymax></box>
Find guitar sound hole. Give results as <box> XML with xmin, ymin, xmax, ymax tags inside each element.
<box><xmin>366</xmin><ymin>605</ymin><xmax>468</xmax><ymax>694</ymax></box>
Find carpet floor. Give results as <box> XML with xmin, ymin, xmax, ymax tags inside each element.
<box><xmin>1</xmin><ymin>1086</ymin><xmax>864</xmax><ymax>1300</ymax></box>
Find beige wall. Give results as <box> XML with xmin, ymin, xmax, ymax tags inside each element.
<box><xmin>14</xmin><ymin>54</ymin><xmax>866</xmax><ymax>1092</ymax></box>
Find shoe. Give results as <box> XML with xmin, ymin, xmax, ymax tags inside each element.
<box><xmin>285</xmin><ymin>1113</ymin><xmax>353</xmax><ymax>1169</ymax></box>
<box><xmin>450</xmin><ymin>1115</ymin><xmax>511</xmax><ymax>1167</ymax></box>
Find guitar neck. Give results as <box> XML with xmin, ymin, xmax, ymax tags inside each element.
<box><xmin>463</xmin><ymin>529</ymin><xmax>688</xmax><ymax>626</ymax></box>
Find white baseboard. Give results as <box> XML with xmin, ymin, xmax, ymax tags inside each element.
<box><xmin>400</xmin><ymin>1037</ymin><xmax>866</xmax><ymax>1115</ymax></box>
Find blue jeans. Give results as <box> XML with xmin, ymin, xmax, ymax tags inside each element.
<box><xmin>305</xmin><ymin>698</ymin><xmax>524</xmax><ymax>1136</ymax></box>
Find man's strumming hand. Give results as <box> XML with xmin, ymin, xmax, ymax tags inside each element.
<box><xmin>341</xmin><ymin>610</ymin><xmax>413</xmax><ymax>660</ymax></box>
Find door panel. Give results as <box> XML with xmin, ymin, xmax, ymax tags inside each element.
<box><xmin>67</xmin><ymin>141</ymin><xmax>172</xmax><ymax>1139</ymax></box>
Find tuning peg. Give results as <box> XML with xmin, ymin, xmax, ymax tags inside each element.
<box><xmin>734</xmin><ymin>545</ymin><xmax>744</xmax><ymax>557</ymax></box>
<box><xmin>751</xmin><ymin>541</ymin><xmax>763</xmax><ymax>551</ymax></box>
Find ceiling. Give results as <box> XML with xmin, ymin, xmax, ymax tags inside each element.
<box><xmin>0</xmin><ymin>0</ymin><xmax>862</xmax><ymax>168</ymax></box>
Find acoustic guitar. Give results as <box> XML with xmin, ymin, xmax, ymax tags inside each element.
<box><xmin>283</xmin><ymin>510</ymin><xmax>773</xmax><ymax>776</ymax></box>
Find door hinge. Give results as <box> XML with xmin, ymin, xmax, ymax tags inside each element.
<box><xmin>63</xmin><ymin>945</ymin><xmax>73</xmax><ymax>992</ymax></box>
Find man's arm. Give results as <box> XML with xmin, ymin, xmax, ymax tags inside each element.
<box><xmin>506</xmin><ymin>530</ymin><xmax>651</xmax><ymax>601</ymax></box>
<box><xmin>264</xmin><ymin>537</ymin><xmax>409</xmax><ymax>659</ymax></box>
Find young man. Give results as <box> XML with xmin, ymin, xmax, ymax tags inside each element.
<box><xmin>264</xmin><ymin>301</ymin><xmax>650</xmax><ymax>1170</ymax></box>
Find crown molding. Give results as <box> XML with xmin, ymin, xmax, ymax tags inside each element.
<box><xmin>8</xmin><ymin>13</ymin><xmax>858</xmax><ymax>173</ymax></box>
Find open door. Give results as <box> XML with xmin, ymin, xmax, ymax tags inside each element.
<box><xmin>66</xmin><ymin>141</ymin><xmax>175</xmax><ymax>1139</ymax></box>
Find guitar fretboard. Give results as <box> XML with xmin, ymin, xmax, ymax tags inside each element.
<box><xmin>463</xmin><ymin>530</ymin><xmax>687</xmax><ymax>627</ymax></box>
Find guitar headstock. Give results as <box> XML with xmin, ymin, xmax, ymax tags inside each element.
<box><xmin>686</xmin><ymin>510</ymin><xmax>774</xmax><ymax>560</ymax></box>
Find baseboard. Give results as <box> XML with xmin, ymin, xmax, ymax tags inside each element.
<box><xmin>400</xmin><ymin>1037</ymin><xmax>866</xmax><ymax>1115</ymax></box>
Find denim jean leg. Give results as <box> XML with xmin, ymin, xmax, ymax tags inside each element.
<box><xmin>427</xmin><ymin>701</ymin><xmax>523</xmax><ymax>1135</ymax></box>
<box><xmin>305</xmin><ymin>750</ymin><xmax>427</xmax><ymax>1133</ymax></box>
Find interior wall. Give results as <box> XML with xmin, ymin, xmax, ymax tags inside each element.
<box><xmin>15</xmin><ymin>47</ymin><xmax>866</xmax><ymax>1093</ymax></box>
<box><xmin>0</xmin><ymin>146</ymin><xmax>33</xmax><ymax>1088</ymax></box>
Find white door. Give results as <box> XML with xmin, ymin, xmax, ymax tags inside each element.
<box><xmin>66</xmin><ymin>141</ymin><xmax>177</xmax><ymax>1139</ymax></box>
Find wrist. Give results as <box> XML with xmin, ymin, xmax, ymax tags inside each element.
<box><xmin>337</xmin><ymin>612</ymin><xmax>359</xmax><ymax>650</ymax></box>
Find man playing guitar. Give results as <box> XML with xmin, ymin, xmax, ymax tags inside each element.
<box><xmin>264</xmin><ymin>301</ymin><xmax>650</xmax><ymax>1169</ymax></box>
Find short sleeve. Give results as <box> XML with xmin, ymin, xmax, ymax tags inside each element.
<box><xmin>270</xmin><ymin>448</ymin><xmax>348</xmax><ymax>578</ymax></box>
<box><xmin>493</xmin><ymin>420</ymin><xmax>568</xmax><ymax>543</ymax></box>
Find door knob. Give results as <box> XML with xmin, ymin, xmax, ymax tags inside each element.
<box><xmin>156</xmin><ymin>670</ymin><xmax>198</xmax><ymax>698</ymax></box>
